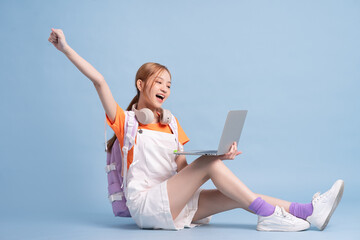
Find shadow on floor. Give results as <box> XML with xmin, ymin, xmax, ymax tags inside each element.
<box><xmin>70</xmin><ymin>213</ymin><xmax>257</xmax><ymax>231</ymax></box>
<box><xmin>197</xmin><ymin>222</ymin><xmax>256</xmax><ymax>230</ymax></box>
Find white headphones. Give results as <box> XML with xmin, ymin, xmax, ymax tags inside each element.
<box><xmin>132</xmin><ymin>104</ymin><xmax>172</xmax><ymax>125</ymax></box>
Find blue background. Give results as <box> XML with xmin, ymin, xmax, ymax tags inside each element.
<box><xmin>1</xmin><ymin>0</ymin><xmax>359</xmax><ymax>239</ymax></box>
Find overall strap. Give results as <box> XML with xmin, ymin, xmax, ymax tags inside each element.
<box><xmin>169</xmin><ymin>114</ymin><xmax>183</xmax><ymax>151</ymax></box>
<box><xmin>122</xmin><ymin>111</ymin><xmax>138</xmax><ymax>193</ymax></box>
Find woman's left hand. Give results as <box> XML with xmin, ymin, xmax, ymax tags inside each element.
<box><xmin>218</xmin><ymin>142</ymin><xmax>242</xmax><ymax>160</ymax></box>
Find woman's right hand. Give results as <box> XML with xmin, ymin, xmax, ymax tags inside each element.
<box><xmin>48</xmin><ymin>28</ymin><xmax>117</xmax><ymax>120</ymax></box>
<box><xmin>48</xmin><ymin>28</ymin><xmax>69</xmax><ymax>53</ymax></box>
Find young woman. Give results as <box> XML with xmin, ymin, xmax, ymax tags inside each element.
<box><xmin>48</xmin><ymin>28</ymin><xmax>344</xmax><ymax>231</ymax></box>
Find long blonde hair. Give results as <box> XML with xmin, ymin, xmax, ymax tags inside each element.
<box><xmin>106</xmin><ymin>62</ymin><xmax>171</xmax><ymax>152</ymax></box>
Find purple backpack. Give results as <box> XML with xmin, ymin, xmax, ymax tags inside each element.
<box><xmin>104</xmin><ymin>110</ymin><xmax>181</xmax><ymax>217</ymax></box>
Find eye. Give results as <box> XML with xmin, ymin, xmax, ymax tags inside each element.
<box><xmin>167</xmin><ymin>85</ymin><xmax>171</xmax><ymax>89</ymax></box>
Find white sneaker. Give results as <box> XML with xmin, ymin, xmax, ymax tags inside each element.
<box><xmin>306</xmin><ymin>179</ymin><xmax>344</xmax><ymax>231</ymax></box>
<box><xmin>257</xmin><ymin>206</ymin><xmax>310</xmax><ymax>232</ymax></box>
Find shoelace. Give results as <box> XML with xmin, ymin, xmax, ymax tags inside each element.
<box><xmin>275</xmin><ymin>207</ymin><xmax>295</xmax><ymax>220</ymax></box>
<box><xmin>312</xmin><ymin>189</ymin><xmax>331</xmax><ymax>204</ymax></box>
<box><xmin>312</xmin><ymin>192</ymin><xmax>321</xmax><ymax>203</ymax></box>
<box><xmin>282</xmin><ymin>207</ymin><xmax>295</xmax><ymax>220</ymax></box>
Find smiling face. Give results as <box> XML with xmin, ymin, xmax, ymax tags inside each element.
<box><xmin>137</xmin><ymin>69</ymin><xmax>171</xmax><ymax>111</ymax></box>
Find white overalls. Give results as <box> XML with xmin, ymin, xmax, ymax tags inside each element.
<box><xmin>125</xmin><ymin>128</ymin><xmax>211</xmax><ymax>230</ymax></box>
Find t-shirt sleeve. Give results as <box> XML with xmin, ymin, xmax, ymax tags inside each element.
<box><xmin>105</xmin><ymin>103</ymin><xmax>125</xmax><ymax>143</ymax></box>
<box><xmin>175</xmin><ymin>117</ymin><xmax>189</xmax><ymax>146</ymax></box>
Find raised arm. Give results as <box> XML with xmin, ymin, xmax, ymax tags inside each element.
<box><xmin>48</xmin><ymin>28</ymin><xmax>117</xmax><ymax>122</ymax></box>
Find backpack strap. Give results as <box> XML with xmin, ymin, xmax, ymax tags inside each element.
<box><xmin>169</xmin><ymin>114</ymin><xmax>183</xmax><ymax>151</ymax></box>
<box><xmin>122</xmin><ymin>111</ymin><xmax>138</xmax><ymax>194</ymax></box>
<box><xmin>104</xmin><ymin>118</ymin><xmax>108</xmax><ymax>152</ymax></box>
<box><xmin>103</xmin><ymin>111</ymin><xmax>138</xmax><ymax>194</ymax></box>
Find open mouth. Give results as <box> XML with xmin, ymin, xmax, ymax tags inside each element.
<box><xmin>156</xmin><ymin>94</ymin><xmax>165</xmax><ymax>102</ymax></box>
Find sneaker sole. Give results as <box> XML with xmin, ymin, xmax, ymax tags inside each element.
<box><xmin>319</xmin><ymin>180</ymin><xmax>344</xmax><ymax>231</ymax></box>
<box><xmin>257</xmin><ymin>225</ymin><xmax>309</xmax><ymax>232</ymax></box>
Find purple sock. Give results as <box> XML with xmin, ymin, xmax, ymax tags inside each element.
<box><xmin>249</xmin><ymin>197</ymin><xmax>275</xmax><ymax>217</ymax></box>
<box><xmin>289</xmin><ymin>202</ymin><xmax>313</xmax><ymax>220</ymax></box>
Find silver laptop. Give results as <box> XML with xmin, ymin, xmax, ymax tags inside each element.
<box><xmin>174</xmin><ymin>110</ymin><xmax>247</xmax><ymax>156</ymax></box>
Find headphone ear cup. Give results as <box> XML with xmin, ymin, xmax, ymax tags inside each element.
<box><xmin>160</xmin><ymin>109</ymin><xmax>172</xmax><ymax>125</ymax></box>
<box><xmin>136</xmin><ymin>108</ymin><xmax>154</xmax><ymax>125</ymax></box>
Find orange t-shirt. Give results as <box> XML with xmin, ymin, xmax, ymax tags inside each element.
<box><xmin>106</xmin><ymin>103</ymin><xmax>190</xmax><ymax>169</ymax></box>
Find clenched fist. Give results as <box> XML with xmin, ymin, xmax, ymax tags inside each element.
<box><xmin>48</xmin><ymin>28</ymin><xmax>69</xmax><ymax>53</ymax></box>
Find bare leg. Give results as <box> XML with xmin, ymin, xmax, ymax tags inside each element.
<box><xmin>192</xmin><ymin>190</ymin><xmax>292</xmax><ymax>222</ymax></box>
<box><xmin>167</xmin><ymin>156</ymin><xmax>257</xmax><ymax>220</ymax></box>
<box><xmin>192</xmin><ymin>189</ymin><xmax>244</xmax><ymax>221</ymax></box>
<box><xmin>255</xmin><ymin>193</ymin><xmax>291</xmax><ymax>212</ymax></box>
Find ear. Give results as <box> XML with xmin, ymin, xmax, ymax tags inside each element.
<box><xmin>136</xmin><ymin>79</ymin><xmax>143</xmax><ymax>92</ymax></box>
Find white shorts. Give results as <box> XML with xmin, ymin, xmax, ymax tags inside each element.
<box><xmin>127</xmin><ymin>180</ymin><xmax>212</xmax><ymax>230</ymax></box>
